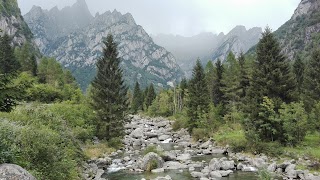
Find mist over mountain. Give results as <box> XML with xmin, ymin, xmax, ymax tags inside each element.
<box><xmin>152</xmin><ymin>26</ymin><xmax>262</xmax><ymax>76</ymax></box>
<box><xmin>24</xmin><ymin>0</ymin><xmax>183</xmax><ymax>90</ymax></box>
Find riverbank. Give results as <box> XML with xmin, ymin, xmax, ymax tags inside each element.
<box><xmin>84</xmin><ymin>115</ymin><xmax>320</xmax><ymax>180</ymax></box>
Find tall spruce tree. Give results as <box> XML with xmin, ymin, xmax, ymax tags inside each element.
<box><xmin>91</xmin><ymin>34</ymin><xmax>128</xmax><ymax>140</ymax></box>
<box><xmin>303</xmin><ymin>49</ymin><xmax>320</xmax><ymax>112</ymax></box>
<box><xmin>212</xmin><ymin>59</ymin><xmax>225</xmax><ymax>106</ymax></box>
<box><xmin>222</xmin><ymin>52</ymin><xmax>241</xmax><ymax>109</ymax></box>
<box><xmin>293</xmin><ymin>55</ymin><xmax>305</xmax><ymax>99</ymax></box>
<box><xmin>205</xmin><ymin>61</ymin><xmax>215</xmax><ymax>102</ymax></box>
<box><xmin>15</xmin><ymin>42</ymin><xmax>37</xmax><ymax>76</ymax></box>
<box><xmin>0</xmin><ymin>34</ymin><xmax>20</xmax><ymax>112</ymax></box>
<box><xmin>145</xmin><ymin>83</ymin><xmax>156</xmax><ymax>109</ymax></box>
<box><xmin>238</xmin><ymin>52</ymin><xmax>250</xmax><ymax>100</ymax></box>
<box><xmin>131</xmin><ymin>81</ymin><xmax>143</xmax><ymax>113</ymax></box>
<box><xmin>187</xmin><ymin>59</ymin><xmax>209</xmax><ymax>132</ymax></box>
<box><xmin>245</xmin><ymin>28</ymin><xmax>296</xmax><ymax>142</ymax></box>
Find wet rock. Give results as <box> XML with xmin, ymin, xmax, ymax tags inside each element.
<box><xmin>151</xmin><ymin>168</ymin><xmax>164</xmax><ymax>173</ymax></box>
<box><xmin>209</xmin><ymin>158</ymin><xmax>235</xmax><ymax>171</ymax></box>
<box><xmin>190</xmin><ymin>171</ymin><xmax>205</xmax><ymax>178</ymax></box>
<box><xmin>200</xmin><ymin>140</ymin><xmax>212</xmax><ymax>149</ymax></box>
<box><xmin>159</xmin><ymin>134</ymin><xmax>171</xmax><ymax>141</ymax></box>
<box><xmin>140</xmin><ymin>152</ymin><xmax>164</xmax><ymax>171</ymax></box>
<box><xmin>152</xmin><ymin>175</ymin><xmax>172</xmax><ymax>180</ymax></box>
<box><xmin>176</xmin><ymin>153</ymin><xmax>191</xmax><ymax>162</ymax></box>
<box><xmin>163</xmin><ymin>161</ymin><xmax>188</xmax><ymax>170</ymax></box>
<box><xmin>267</xmin><ymin>162</ymin><xmax>277</xmax><ymax>172</ymax></box>
<box><xmin>131</xmin><ymin>128</ymin><xmax>143</xmax><ymax>138</ymax></box>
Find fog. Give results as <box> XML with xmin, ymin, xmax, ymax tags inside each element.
<box><xmin>18</xmin><ymin>0</ymin><xmax>300</xmax><ymax>36</ymax></box>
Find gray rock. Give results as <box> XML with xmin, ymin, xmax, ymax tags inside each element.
<box><xmin>287</xmin><ymin>169</ymin><xmax>297</xmax><ymax>179</ymax></box>
<box><xmin>0</xmin><ymin>164</ymin><xmax>36</xmax><ymax>180</ymax></box>
<box><xmin>219</xmin><ymin>170</ymin><xmax>234</xmax><ymax>177</ymax></box>
<box><xmin>251</xmin><ymin>157</ymin><xmax>267</xmax><ymax>168</ymax></box>
<box><xmin>209</xmin><ymin>158</ymin><xmax>235</xmax><ymax>171</ymax></box>
<box><xmin>152</xmin><ymin>175</ymin><xmax>172</xmax><ymax>180</ymax></box>
<box><xmin>200</xmin><ymin>140</ymin><xmax>212</xmax><ymax>149</ymax></box>
<box><xmin>158</xmin><ymin>134</ymin><xmax>171</xmax><ymax>141</ymax></box>
<box><xmin>237</xmin><ymin>162</ymin><xmax>244</xmax><ymax>170</ymax></box>
<box><xmin>162</xmin><ymin>151</ymin><xmax>177</xmax><ymax>161</ymax></box>
<box><xmin>285</xmin><ymin>164</ymin><xmax>296</xmax><ymax>173</ymax></box>
<box><xmin>210</xmin><ymin>171</ymin><xmax>222</xmax><ymax>178</ymax></box>
<box><xmin>267</xmin><ymin>162</ymin><xmax>277</xmax><ymax>172</ymax></box>
<box><xmin>242</xmin><ymin>166</ymin><xmax>258</xmax><ymax>172</ymax></box>
<box><xmin>151</xmin><ymin>168</ymin><xmax>164</xmax><ymax>173</ymax></box>
<box><xmin>190</xmin><ymin>171</ymin><xmax>205</xmax><ymax>178</ymax></box>
<box><xmin>131</xmin><ymin>128</ymin><xmax>144</xmax><ymax>138</ymax></box>
<box><xmin>140</xmin><ymin>152</ymin><xmax>164</xmax><ymax>171</ymax></box>
<box><xmin>176</xmin><ymin>153</ymin><xmax>191</xmax><ymax>162</ymax></box>
<box><xmin>145</xmin><ymin>132</ymin><xmax>158</xmax><ymax>138</ymax></box>
<box><xmin>163</xmin><ymin>161</ymin><xmax>188</xmax><ymax>170</ymax></box>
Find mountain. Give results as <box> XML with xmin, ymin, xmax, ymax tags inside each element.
<box><xmin>152</xmin><ymin>26</ymin><xmax>262</xmax><ymax>76</ymax></box>
<box><xmin>211</xmin><ymin>26</ymin><xmax>262</xmax><ymax>61</ymax></box>
<box><xmin>274</xmin><ymin>0</ymin><xmax>320</xmax><ymax>60</ymax></box>
<box><xmin>0</xmin><ymin>0</ymin><xmax>36</xmax><ymax>48</ymax></box>
<box><xmin>152</xmin><ymin>32</ymin><xmax>223</xmax><ymax>77</ymax></box>
<box><xmin>24</xmin><ymin>0</ymin><xmax>184</xmax><ymax>90</ymax></box>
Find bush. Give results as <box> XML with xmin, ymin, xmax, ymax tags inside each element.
<box><xmin>258</xmin><ymin>168</ymin><xmax>273</xmax><ymax>180</ymax></box>
<box><xmin>279</xmin><ymin>102</ymin><xmax>308</xmax><ymax>146</ymax></box>
<box><xmin>108</xmin><ymin>137</ymin><xmax>123</xmax><ymax>149</ymax></box>
<box><xmin>27</xmin><ymin>84</ymin><xmax>64</xmax><ymax>103</ymax></box>
<box><xmin>192</xmin><ymin>128</ymin><xmax>209</xmax><ymax>141</ymax></box>
<box><xmin>146</xmin><ymin>159</ymin><xmax>159</xmax><ymax>172</ymax></box>
<box><xmin>143</xmin><ymin>145</ymin><xmax>163</xmax><ymax>156</ymax></box>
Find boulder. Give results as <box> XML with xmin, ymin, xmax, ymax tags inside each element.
<box><xmin>0</xmin><ymin>164</ymin><xmax>36</xmax><ymax>180</ymax></box>
<box><xmin>219</xmin><ymin>170</ymin><xmax>234</xmax><ymax>177</ymax></box>
<box><xmin>140</xmin><ymin>152</ymin><xmax>164</xmax><ymax>171</ymax></box>
<box><xmin>285</xmin><ymin>164</ymin><xmax>296</xmax><ymax>173</ymax></box>
<box><xmin>267</xmin><ymin>162</ymin><xmax>277</xmax><ymax>172</ymax></box>
<box><xmin>158</xmin><ymin>135</ymin><xmax>171</xmax><ymax>141</ymax></box>
<box><xmin>176</xmin><ymin>153</ymin><xmax>191</xmax><ymax>162</ymax></box>
<box><xmin>209</xmin><ymin>158</ymin><xmax>235</xmax><ymax>171</ymax></box>
<box><xmin>210</xmin><ymin>171</ymin><xmax>222</xmax><ymax>178</ymax></box>
<box><xmin>200</xmin><ymin>140</ymin><xmax>212</xmax><ymax>149</ymax></box>
<box><xmin>131</xmin><ymin>128</ymin><xmax>143</xmax><ymax>138</ymax></box>
<box><xmin>162</xmin><ymin>151</ymin><xmax>177</xmax><ymax>161</ymax></box>
<box><xmin>145</xmin><ymin>132</ymin><xmax>158</xmax><ymax>138</ymax></box>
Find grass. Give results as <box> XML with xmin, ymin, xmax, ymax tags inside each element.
<box><xmin>143</xmin><ymin>145</ymin><xmax>163</xmax><ymax>156</ymax></box>
<box><xmin>283</xmin><ymin>132</ymin><xmax>320</xmax><ymax>161</ymax></box>
<box><xmin>83</xmin><ymin>142</ymin><xmax>115</xmax><ymax>159</ymax></box>
<box><xmin>146</xmin><ymin>159</ymin><xmax>159</xmax><ymax>172</ymax></box>
<box><xmin>213</xmin><ymin>123</ymin><xmax>246</xmax><ymax>146</ymax></box>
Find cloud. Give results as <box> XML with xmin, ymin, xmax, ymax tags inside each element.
<box><xmin>18</xmin><ymin>0</ymin><xmax>300</xmax><ymax>36</ymax></box>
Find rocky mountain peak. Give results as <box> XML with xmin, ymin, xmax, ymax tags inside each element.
<box><xmin>228</xmin><ymin>25</ymin><xmax>247</xmax><ymax>36</ymax></box>
<box><xmin>292</xmin><ymin>0</ymin><xmax>320</xmax><ymax>20</ymax></box>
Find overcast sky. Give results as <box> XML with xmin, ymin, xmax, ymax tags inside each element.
<box><xmin>18</xmin><ymin>0</ymin><xmax>301</xmax><ymax>37</ymax></box>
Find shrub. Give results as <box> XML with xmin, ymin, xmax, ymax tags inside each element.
<box><xmin>258</xmin><ymin>168</ymin><xmax>273</xmax><ymax>180</ymax></box>
<box><xmin>192</xmin><ymin>128</ymin><xmax>209</xmax><ymax>141</ymax></box>
<box><xmin>143</xmin><ymin>145</ymin><xmax>162</xmax><ymax>156</ymax></box>
<box><xmin>146</xmin><ymin>159</ymin><xmax>159</xmax><ymax>172</ymax></box>
<box><xmin>27</xmin><ymin>84</ymin><xmax>63</xmax><ymax>103</ymax></box>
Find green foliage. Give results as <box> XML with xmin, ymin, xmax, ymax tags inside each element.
<box><xmin>131</xmin><ymin>81</ymin><xmax>143</xmax><ymax>113</ymax></box>
<box><xmin>148</xmin><ymin>90</ymin><xmax>174</xmax><ymax>117</ymax></box>
<box><xmin>279</xmin><ymin>102</ymin><xmax>308</xmax><ymax>146</ymax></box>
<box><xmin>192</xmin><ymin>128</ymin><xmax>209</xmax><ymax>141</ymax></box>
<box><xmin>26</xmin><ymin>84</ymin><xmax>64</xmax><ymax>103</ymax></box>
<box><xmin>258</xmin><ymin>168</ymin><xmax>273</xmax><ymax>180</ymax></box>
<box><xmin>38</xmin><ymin>57</ymin><xmax>64</xmax><ymax>86</ymax></box>
<box><xmin>0</xmin><ymin>102</ymin><xmax>94</xmax><ymax>179</ymax></box>
<box><xmin>143</xmin><ymin>145</ymin><xmax>163</xmax><ymax>156</ymax></box>
<box><xmin>91</xmin><ymin>34</ymin><xmax>129</xmax><ymax>140</ymax></box>
<box><xmin>245</xmin><ymin>28</ymin><xmax>296</xmax><ymax>143</ymax></box>
<box><xmin>146</xmin><ymin>159</ymin><xmax>159</xmax><ymax>172</ymax></box>
<box><xmin>145</xmin><ymin>83</ymin><xmax>156</xmax><ymax>109</ymax></box>
<box><xmin>303</xmin><ymin>49</ymin><xmax>320</xmax><ymax>112</ymax></box>
<box><xmin>309</xmin><ymin>101</ymin><xmax>320</xmax><ymax>132</ymax></box>
<box><xmin>212</xmin><ymin>59</ymin><xmax>225</xmax><ymax>107</ymax></box>
<box><xmin>293</xmin><ymin>55</ymin><xmax>305</xmax><ymax>98</ymax></box>
<box><xmin>15</xmin><ymin>42</ymin><xmax>38</xmax><ymax>76</ymax></box>
<box><xmin>0</xmin><ymin>34</ymin><xmax>20</xmax><ymax>112</ymax></box>
<box><xmin>187</xmin><ymin>59</ymin><xmax>210</xmax><ymax>132</ymax></box>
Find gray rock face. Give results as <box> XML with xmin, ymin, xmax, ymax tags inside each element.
<box><xmin>140</xmin><ymin>152</ymin><xmax>164</xmax><ymax>171</ymax></box>
<box><xmin>209</xmin><ymin>158</ymin><xmax>235</xmax><ymax>171</ymax></box>
<box><xmin>24</xmin><ymin>1</ymin><xmax>184</xmax><ymax>90</ymax></box>
<box><xmin>0</xmin><ymin>164</ymin><xmax>36</xmax><ymax>180</ymax></box>
<box><xmin>163</xmin><ymin>161</ymin><xmax>188</xmax><ymax>170</ymax></box>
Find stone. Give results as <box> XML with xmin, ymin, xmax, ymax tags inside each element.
<box><xmin>242</xmin><ymin>166</ymin><xmax>258</xmax><ymax>172</ymax></box>
<box><xmin>151</xmin><ymin>168</ymin><xmax>164</xmax><ymax>173</ymax></box>
<box><xmin>203</xmin><ymin>149</ymin><xmax>212</xmax><ymax>155</ymax></box>
<box><xmin>145</xmin><ymin>132</ymin><xmax>158</xmax><ymax>138</ymax></box>
<box><xmin>209</xmin><ymin>158</ymin><xmax>235</xmax><ymax>171</ymax></box>
<box><xmin>199</xmin><ymin>140</ymin><xmax>212</xmax><ymax>149</ymax></box>
<box><xmin>140</xmin><ymin>152</ymin><xmax>164</xmax><ymax>171</ymax></box>
<box><xmin>219</xmin><ymin>170</ymin><xmax>233</xmax><ymax>177</ymax></box>
<box><xmin>0</xmin><ymin>164</ymin><xmax>36</xmax><ymax>180</ymax></box>
<box><xmin>251</xmin><ymin>158</ymin><xmax>267</xmax><ymax>168</ymax></box>
<box><xmin>237</xmin><ymin>162</ymin><xmax>244</xmax><ymax>170</ymax></box>
<box><xmin>285</xmin><ymin>164</ymin><xmax>296</xmax><ymax>173</ymax></box>
<box><xmin>123</xmin><ymin>156</ymin><xmax>131</xmax><ymax>162</ymax></box>
<box><xmin>131</xmin><ymin>128</ymin><xmax>143</xmax><ymax>138</ymax></box>
<box><xmin>190</xmin><ymin>171</ymin><xmax>205</xmax><ymax>178</ymax></box>
<box><xmin>267</xmin><ymin>162</ymin><xmax>277</xmax><ymax>172</ymax></box>
<box><xmin>152</xmin><ymin>175</ymin><xmax>172</xmax><ymax>180</ymax></box>
<box><xmin>163</xmin><ymin>161</ymin><xmax>188</xmax><ymax>170</ymax></box>
<box><xmin>176</xmin><ymin>153</ymin><xmax>191</xmax><ymax>161</ymax></box>
<box><xmin>162</xmin><ymin>151</ymin><xmax>177</xmax><ymax>161</ymax></box>
<box><xmin>159</xmin><ymin>134</ymin><xmax>171</xmax><ymax>141</ymax></box>
<box><xmin>210</xmin><ymin>171</ymin><xmax>222</xmax><ymax>178</ymax></box>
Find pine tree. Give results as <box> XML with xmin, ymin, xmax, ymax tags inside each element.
<box><xmin>205</xmin><ymin>61</ymin><xmax>215</xmax><ymax>102</ymax></box>
<box><xmin>212</xmin><ymin>59</ymin><xmax>225</xmax><ymax>106</ymax></box>
<box><xmin>91</xmin><ymin>34</ymin><xmax>128</xmax><ymax>140</ymax></box>
<box><xmin>131</xmin><ymin>81</ymin><xmax>143</xmax><ymax>113</ymax></box>
<box><xmin>293</xmin><ymin>55</ymin><xmax>305</xmax><ymax>99</ymax></box>
<box><xmin>15</xmin><ymin>42</ymin><xmax>37</xmax><ymax>76</ymax></box>
<box><xmin>303</xmin><ymin>49</ymin><xmax>320</xmax><ymax>112</ymax></box>
<box><xmin>222</xmin><ymin>52</ymin><xmax>241</xmax><ymax>108</ymax></box>
<box><xmin>245</xmin><ymin>28</ymin><xmax>296</xmax><ymax>142</ymax></box>
<box><xmin>145</xmin><ymin>83</ymin><xmax>156</xmax><ymax>109</ymax></box>
<box><xmin>0</xmin><ymin>34</ymin><xmax>20</xmax><ymax>112</ymax></box>
<box><xmin>187</xmin><ymin>59</ymin><xmax>210</xmax><ymax>132</ymax></box>
<box><xmin>238</xmin><ymin>52</ymin><xmax>250</xmax><ymax>100</ymax></box>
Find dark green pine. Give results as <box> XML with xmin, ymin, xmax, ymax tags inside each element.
<box><xmin>187</xmin><ymin>59</ymin><xmax>210</xmax><ymax>133</ymax></box>
<box><xmin>91</xmin><ymin>34</ymin><xmax>128</xmax><ymax>140</ymax></box>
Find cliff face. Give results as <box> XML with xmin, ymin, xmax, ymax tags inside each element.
<box><xmin>25</xmin><ymin>0</ymin><xmax>183</xmax><ymax>90</ymax></box>
<box><xmin>0</xmin><ymin>0</ymin><xmax>34</xmax><ymax>46</ymax></box>
<box><xmin>275</xmin><ymin>0</ymin><xmax>320</xmax><ymax>60</ymax></box>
